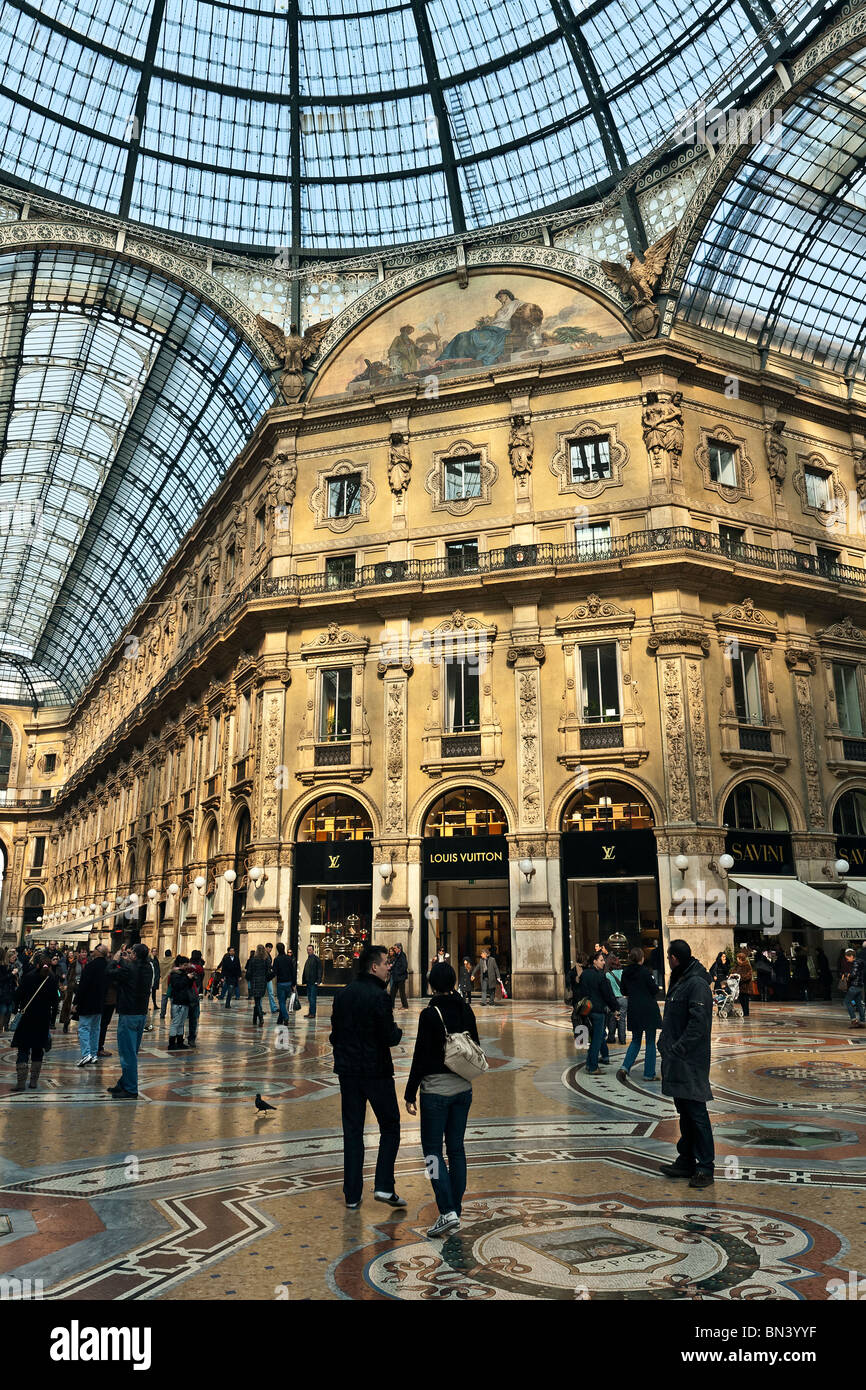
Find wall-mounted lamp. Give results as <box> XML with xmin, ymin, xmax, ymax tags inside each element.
<box><xmin>518</xmin><ymin>857</ymin><xmax>536</xmax><ymax>883</ymax></box>
<box><xmin>248</xmin><ymin>865</ymin><xmax>266</xmax><ymax>886</ymax></box>
<box><xmin>147</xmin><ymin>888</ymin><xmax>158</xmax><ymax>902</ymax></box>
<box><xmin>674</xmin><ymin>854</ymin><xmax>689</xmax><ymax>877</ymax></box>
<box><xmin>167</xmin><ymin>882</ymin><xmax>180</xmax><ymax>897</ymax></box>
<box><xmin>835</xmin><ymin>858</ymin><xmax>850</xmax><ymax>876</ymax></box>
<box><xmin>378</xmin><ymin>856</ymin><xmax>396</xmax><ymax>885</ymax></box>
<box><xmin>193</xmin><ymin>874</ymin><xmax>206</xmax><ymax>892</ymax></box>
<box><xmin>223</xmin><ymin>868</ymin><xmax>237</xmax><ymax>885</ymax></box>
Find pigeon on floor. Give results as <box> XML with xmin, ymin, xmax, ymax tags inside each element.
<box><xmin>255</xmin><ymin>1093</ymin><xmax>275</xmax><ymax>1113</ymax></box>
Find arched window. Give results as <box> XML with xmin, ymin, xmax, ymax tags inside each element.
<box><xmin>0</xmin><ymin>722</ymin><xmax>12</xmax><ymax>791</ymax></box>
<box><xmin>723</xmin><ymin>781</ymin><xmax>790</xmax><ymax>831</ymax></box>
<box><xmin>23</xmin><ymin>887</ymin><xmax>44</xmax><ymax>928</ymax></box>
<box><xmin>833</xmin><ymin>789</ymin><xmax>866</xmax><ymax>838</ymax></box>
<box><xmin>423</xmin><ymin>787</ymin><xmax>507</xmax><ymax>837</ymax></box>
<box><xmin>297</xmin><ymin>795</ymin><xmax>373</xmax><ymax>842</ymax></box>
<box><xmin>561</xmin><ymin>780</ymin><xmax>654</xmax><ymax>832</ymax></box>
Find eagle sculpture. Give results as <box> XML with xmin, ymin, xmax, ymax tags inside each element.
<box><xmin>255</xmin><ymin>315</ymin><xmax>331</xmax><ymax>402</ymax></box>
<box><xmin>600</xmin><ymin>228</ymin><xmax>676</xmax><ymax>306</ymax></box>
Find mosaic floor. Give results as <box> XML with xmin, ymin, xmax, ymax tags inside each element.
<box><xmin>1</xmin><ymin>996</ymin><xmax>864</xmax><ymax>1301</ymax></box>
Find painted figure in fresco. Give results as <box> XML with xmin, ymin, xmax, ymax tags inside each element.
<box><xmin>440</xmin><ymin>289</ymin><xmax>526</xmax><ymax>366</ymax></box>
<box><xmin>388</xmin><ymin>325</ymin><xmax>419</xmax><ymax>377</ymax></box>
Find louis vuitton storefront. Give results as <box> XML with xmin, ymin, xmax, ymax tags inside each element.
<box><xmin>560</xmin><ymin>781</ymin><xmax>662</xmax><ymax>969</ymax></box>
<box><xmin>291</xmin><ymin>795</ymin><xmax>373</xmax><ymax>990</ymax></box>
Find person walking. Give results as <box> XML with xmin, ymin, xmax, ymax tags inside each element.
<box><xmin>579</xmin><ymin>948</ymin><xmax>619</xmax><ymax>1074</ymax></box>
<box><xmin>405</xmin><ymin>961</ymin><xmax>480</xmax><ymax>1239</ymax></box>
<box><xmin>74</xmin><ymin>944</ymin><xmax>109</xmax><ymax>1065</ymax></box>
<box><xmin>735</xmin><ymin>950</ymin><xmax>754</xmax><ymax>1018</ymax></box>
<box><xmin>616</xmin><ymin>947</ymin><xmax>661</xmax><ymax>1081</ymax></box>
<box><xmin>246</xmin><ymin>945</ymin><xmax>273</xmax><ymax>1026</ymax></box>
<box><xmin>10</xmin><ymin>953</ymin><xmax>58</xmax><ymax>1092</ymax></box>
<box><xmin>755</xmin><ymin>949</ymin><xmax>773</xmax><ymax>1003</ymax></box>
<box><xmin>471</xmin><ymin>950</ymin><xmax>501</xmax><ymax>1007</ymax></box>
<box><xmin>772</xmin><ymin>949</ymin><xmax>790</xmax><ymax>1002</ymax></box>
<box><xmin>273</xmin><ymin>942</ymin><xmax>297</xmax><ymax>1023</ymax></box>
<box><xmin>264</xmin><ymin>943</ymin><xmax>279</xmax><ymax>1017</ymax></box>
<box><xmin>841</xmin><ymin>949</ymin><xmax>866</xmax><ymax>1027</ymax></box>
<box><xmin>330</xmin><ymin>944</ymin><xmax>404</xmax><ymax>1210</ymax></box>
<box><xmin>389</xmin><ymin>942</ymin><xmax>409</xmax><ymax>1010</ymax></box>
<box><xmin>0</xmin><ymin>947</ymin><xmax>16</xmax><ymax>1031</ymax></box>
<box><xmin>709</xmin><ymin>950</ymin><xmax>731</xmax><ymax>990</ymax></box>
<box><xmin>144</xmin><ymin>948</ymin><xmax>159</xmax><ymax>1031</ymax></box>
<box><xmin>458</xmin><ymin>957</ymin><xmax>473</xmax><ymax>1005</ymax></box>
<box><xmin>659</xmin><ymin>939</ymin><xmax>715</xmax><ymax>1188</ymax></box>
<box><xmin>816</xmin><ymin>947</ymin><xmax>833</xmax><ymax>1001</ymax></box>
<box><xmin>98</xmin><ymin>956</ymin><xmax>118</xmax><ymax>1058</ymax></box>
<box><xmin>158</xmin><ymin>948</ymin><xmax>173</xmax><ymax>1020</ymax></box>
<box><xmin>605</xmin><ymin>955</ymin><xmax>627</xmax><ymax>1044</ymax></box>
<box><xmin>105</xmin><ymin>943</ymin><xmax>153</xmax><ymax>1099</ymax></box>
<box><xmin>167</xmin><ymin>956</ymin><xmax>196</xmax><ymax>1049</ymax></box>
<box><xmin>58</xmin><ymin>949</ymin><xmax>79</xmax><ymax>1033</ymax></box>
<box><xmin>302</xmin><ymin>943</ymin><xmax>323</xmax><ymax>1019</ymax></box>
<box><xmin>219</xmin><ymin>946</ymin><xmax>242</xmax><ymax>1007</ymax></box>
<box><xmin>187</xmin><ymin>950</ymin><xmax>204</xmax><ymax>1047</ymax></box>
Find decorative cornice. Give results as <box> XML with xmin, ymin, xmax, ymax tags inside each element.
<box><xmin>507</xmin><ymin>644</ymin><xmax>546</xmax><ymax>667</ymax></box>
<box><xmin>647</xmin><ymin>627</ymin><xmax>711</xmax><ymax>654</ymax></box>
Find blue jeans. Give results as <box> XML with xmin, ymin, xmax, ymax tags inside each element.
<box><xmin>77</xmin><ymin>1013</ymin><xmax>101</xmax><ymax>1060</ymax></box>
<box><xmin>277</xmin><ymin>982</ymin><xmax>296</xmax><ymax>1022</ymax></box>
<box><xmin>117</xmin><ymin>1014</ymin><xmax>146</xmax><ymax>1093</ymax></box>
<box><xmin>622</xmin><ymin>1027</ymin><xmax>657</xmax><ymax>1078</ymax></box>
<box><xmin>221</xmin><ymin>978</ymin><xmax>240</xmax><ymax>1005</ymax></box>
<box><xmin>846</xmin><ymin>986</ymin><xmax>865</xmax><ymax>1022</ymax></box>
<box><xmin>306</xmin><ymin>981</ymin><xmax>318</xmax><ymax>1017</ymax></box>
<box><xmin>267</xmin><ymin>979</ymin><xmax>278</xmax><ymax>1014</ymax></box>
<box><xmin>587</xmin><ymin>1011</ymin><xmax>610</xmax><ymax>1071</ymax></box>
<box><xmin>419</xmin><ymin>1088</ymin><xmax>473</xmax><ymax>1216</ymax></box>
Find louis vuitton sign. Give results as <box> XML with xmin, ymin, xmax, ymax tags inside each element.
<box><xmin>423</xmin><ymin>836</ymin><xmax>507</xmax><ymax>880</ymax></box>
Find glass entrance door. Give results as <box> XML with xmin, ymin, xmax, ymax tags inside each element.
<box><xmin>442</xmin><ymin>908</ymin><xmax>511</xmax><ymax>982</ymax></box>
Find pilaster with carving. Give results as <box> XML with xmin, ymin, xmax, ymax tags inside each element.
<box><xmin>507</xmin><ymin>645</ymin><xmax>545</xmax><ymax>831</ymax></box>
<box><xmin>784</xmin><ymin>646</ymin><xmax>824</xmax><ymax>827</ymax></box>
<box><xmin>648</xmin><ymin>626</ymin><xmax>713</xmax><ymax>824</ymax></box>
<box><xmin>378</xmin><ymin>656</ymin><xmax>413</xmax><ymax>835</ymax></box>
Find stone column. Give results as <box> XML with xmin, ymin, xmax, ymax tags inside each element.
<box><xmin>507</xmin><ymin>643</ymin><xmax>556</xmax><ymax>999</ymax></box>
<box><xmin>785</xmin><ymin>645</ymin><xmax>824</xmax><ymax>831</ymax></box>
<box><xmin>245</xmin><ymin>670</ymin><xmax>290</xmax><ymax>945</ymax></box>
<box><xmin>372</xmin><ymin>654</ymin><xmax>414</xmax><ymax>988</ymax></box>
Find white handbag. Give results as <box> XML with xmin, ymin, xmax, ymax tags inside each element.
<box><xmin>433</xmin><ymin>1004</ymin><xmax>489</xmax><ymax>1081</ymax></box>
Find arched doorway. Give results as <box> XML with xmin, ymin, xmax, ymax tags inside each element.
<box><xmin>23</xmin><ymin>887</ymin><xmax>45</xmax><ymax>942</ymax></box>
<box><xmin>421</xmin><ymin>786</ymin><xmax>510</xmax><ymax>992</ymax></box>
<box><xmin>229</xmin><ymin>808</ymin><xmax>251</xmax><ymax>953</ymax></box>
<box><xmin>723</xmin><ymin>780</ymin><xmax>798</xmax><ymax>958</ymax></box>
<box><xmin>560</xmin><ymin>780</ymin><xmax>660</xmax><ymax>968</ymax></box>
<box><xmin>291</xmin><ymin>795</ymin><xmax>373</xmax><ymax>992</ymax></box>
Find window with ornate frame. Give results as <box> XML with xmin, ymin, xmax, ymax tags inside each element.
<box><xmin>550</xmin><ymin>419</ymin><xmax>629</xmax><ymax>498</ymax></box>
<box><xmin>426</xmin><ymin>439</ymin><xmax>497</xmax><ymax>516</ymax></box>
<box><xmin>311</xmin><ymin>460</ymin><xmax>376</xmax><ymax>533</ymax></box>
<box><xmin>793</xmin><ymin>451</ymin><xmax>845</xmax><ymax>528</ymax></box>
<box><xmin>695</xmin><ymin>424</ymin><xmax>754</xmax><ymax>502</ymax></box>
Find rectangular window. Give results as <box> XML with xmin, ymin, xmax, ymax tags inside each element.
<box><xmin>226</xmin><ymin>544</ymin><xmax>236</xmax><ymax>582</ymax></box>
<box><xmin>32</xmin><ymin>836</ymin><xmax>45</xmax><ymax>870</ymax></box>
<box><xmin>446</xmin><ymin>539</ymin><xmax>479</xmax><ymax>572</ymax></box>
<box><xmin>805</xmin><ymin>467</ymin><xmax>832</xmax><ymax>510</ymax></box>
<box><xmin>718</xmin><ymin>525</ymin><xmax>745</xmax><ymax>556</ymax></box>
<box><xmin>444</xmin><ymin>661</ymin><xmax>480</xmax><ymax>732</ymax></box>
<box><xmin>236</xmin><ymin>690</ymin><xmax>251</xmax><ymax>755</ymax></box>
<box><xmin>185</xmin><ymin>733</ymin><xmax>195</xmax><ymax>786</ymax></box>
<box><xmin>444</xmin><ymin>455</ymin><xmax>481</xmax><ymax>501</ymax></box>
<box><xmin>833</xmin><ymin>662</ymin><xmax>863</xmax><ymax>735</ymax></box>
<box><xmin>708</xmin><ymin>440</ymin><xmax>738</xmax><ymax>487</ymax></box>
<box><xmin>327</xmin><ymin>474</ymin><xmax>362</xmax><ymax>518</ymax></box>
<box><xmin>580</xmin><ymin>643</ymin><xmax>620</xmax><ymax>722</ymax></box>
<box><xmin>208</xmin><ymin>712</ymin><xmax>220</xmax><ymax>773</ymax></box>
<box><xmin>43</xmin><ymin>752</ymin><xmax>57</xmax><ymax>774</ymax></box>
<box><xmin>320</xmin><ymin>667</ymin><xmax>352</xmax><ymax>741</ymax></box>
<box><xmin>731</xmin><ymin>647</ymin><xmax>763</xmax><ymax>724</ymax></box>
<box><xmin>255</xmin><ymin>506</ymin><xmax>266</xmax><ymax>547</ymax></box>
<box><xmin>325</xmin><ymin>554</ymin><xmax>356</xmax><ymax>588</ymax></box>
<box><xmin>574</xmin><ymin>521</ymin><xmax>612</xmax><ymax>556</ymax></box>
<box><xmin>569</xmin><ymin>436</ymin><xmax>611</xmax><ymax>484</ymax></box>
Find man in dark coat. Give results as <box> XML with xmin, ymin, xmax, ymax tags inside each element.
<box><xmin>577</xmin><ymin>948</ymin><xmax>619</xmax><ymax>1074</ymax></box>
<box><xmin>75</xmin><ymin>943</ymin><xmax>109</xmax><ymax>1065</ymax></box>
<box><xmin>471</xmin><ymin>950</ymin><xmax>501</xmax><ymax>1007</ymax></box>
<box><xmin>219</xmin><ymin>946</ymin><xmax>242</xmax><ymax>1007</ymax></box>
<box><xmin>11</xmin><ymin>954</ymin><xmax>59</xmax><ymax>1091</ymax></box>
<box><xmin>105</xmin><ymin>943</ymin><xmax>153</xmax><ymax>1099</ymax></box>
<box><xmin>302</xmin><ymin>943</ymin><xmax>324</xmax><ymax>1018</ymax></box>
<box><xmin>330</xmin><ymin>944</ymin><xmax>403</xmax><ymax>1209</ymax></box>
<box><xmin>389</xmin><ymin>943</ymin><xmax>409</xmax><ymax>1010</ymax></box>
<box><xmin>659</xmin><ymin>939</ymin><xmax>715</xmax><ymax>1187</ymax></box>
<box><xmin>617</xmin><ymin>948</ymin><xmax>662</xmax><ymax>1081</ymax></box>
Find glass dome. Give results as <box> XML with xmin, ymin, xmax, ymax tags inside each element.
<box><xmin>0</xmin><ymin>0</ymin><xmax>830</xmax><ymax>254</ymax></box>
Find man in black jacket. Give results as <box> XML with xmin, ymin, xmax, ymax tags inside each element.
<box><xmin>389</xmin><ymin>943</ymin><xmax>409</xmax><ymax>1010</ymax></box>
<box><xmin>579</xmin><ymin>948</ymin><xmax>619</xmax><ymax>1074</ymax></box>
<box><xmin>330</xmin><ymin>944</ymin><xmax>404</xmax><ymax>1209</ymax></box>
<box><xmin>219</xmin><ymin>947</ymin><xmax>242</xmax><ymax>1008</ymax></box>
<box><xmin>302</xmin><ymin>943</ymin><xmax>324</xmax><ymax>1018</ymax></box>
<box><xmin>659</xmin><ymin>939</ymin><xmax>715</xmax><ymax>1187</ymax></box>
<box><xmin>75</xmin><ymin>944</ymin><xmax>109</xmax><ymax>1066</ymax></box>
<box><xmin>105</xmin><ymin>943</ymin><xmax>153</xmax><ymax>1099</ymax></box>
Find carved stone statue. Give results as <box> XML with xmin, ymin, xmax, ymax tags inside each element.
<box><xmin>509</xmin><ymin>413</ymin><xmax>534</xmax><ymax>483</ymax></box>
<box><xmin>854</xmin><ymin>448</ymin><xmax>866</xmax><ymax>500</ymax></box>
<box><xmin>388</xmin><ymin>432</ymin><xmax>412</xmax><ymax>495</ymax></box>
<box><xmin>601</xmin><ymin>228</ymin><xmax>676</xmax><ymax>338</ymax></box>
<box><xmin>255</xmin><ymin>315</ymin><xmax>331</xmax><ymax>403</ymax></box>
<box><xmin>642</xmin><ymin>390</ymin><xmax>684</xmax><ymax>471</ymax></box>
<box><xmin>766</xmin><ymin>419</ymin><xmax>788</xmax><ymax>488</ymax></box>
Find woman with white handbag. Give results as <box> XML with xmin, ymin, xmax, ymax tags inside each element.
<box><xmin>404</xmin><ymin>961</ymin><xmax>487</xmax><ymax>1239</ymax></box>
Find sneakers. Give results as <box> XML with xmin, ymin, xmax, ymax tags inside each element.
<box><xmin>345</xmin><ymin>1199</ymin><xmax>362</xmax><ymax>1209</ymax></box>
<box><xmin>427</xmin><ymin>1212</ymin><xmax>460</xmax><ymax>1238</ymax></box>
<box><xmin>77</xmin><ymin>1056</ymin><xmax>93</xmax><ymax>1068</ymax></box>
<box><xmin>373</xmin><ymin>1191</ymin><xmax>407</xmax><ymax>1208</ymax></box>
<box><xmin>660</xmin><ymin>1162</ymin><xmax>695</xmax><ymax>1179</ymax></box>
<box><xmin>616</xmin><ymin>1068</ymin><xmax>628</xmax><ymax>1082</ymax></box>
<box><xmin>689</xmin><ymin>1171</ymin><xmax>715</xmax><ymax>1188</ymax></box>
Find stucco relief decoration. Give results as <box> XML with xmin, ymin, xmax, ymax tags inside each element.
<box><xmin>385</xmin><ymin>681</ymin><xmax>405</xmax><ymax>834</ymax></box>
<box><xmin>388</xmin><ymin>432</ymin><xmax>412</xmax><ymax>497</ymax></box>
<box><xmin>549</xmin><ymin>418</ymin><xmax>630</xmax><ymax>498</ymax></box>
<box><xmin>784</xmin><ymin>647</ymin><xmax>816</xmax><ymax>672</ymax></box>
<box><xmin>792</xmin><ymin>451</ymin><xmax>846</xmax><ymax>528</ymax></box>
<box><xmin>794</xmin><ymin>672</ymin><xmax>824</xmax><ymax>827</ymax></box>
<box><xmin>254</xmin><ymin>315</ymin><xmax>330</xmax><ymax>403</ymax></box>
<box><xmin>310</xmin><ymin>459</ymin><xmax>375</xmax><ymax>534</ymax></box>
<box><xmin>259</xmin><ymin>694</ymin><xmax>282</xmax><ymax>837</ymax></box>
<box><xmin>647</xmin><ymin>628</ymin><xmax>711</xmax><ymax>654</ymax></box>
<box><xmin>509</xmin><ymin>414</ymin><xmax>534</xmax><ymax>487</ymax></box>
<box><xmin>266</xmin><ymin>451</ymin><xmax>299</xmax><ymax>534</ymax></box>
<box><xmin>686</xmin><ymin>661</ymin><xmax>713</xmax><ymax>821</ymax></box>
<box><xmin>642</xmin><ymin>391</ymin><xmax>683</xmax><ymax>472</ymax></box>
<box><xmin>714</xmin><ymin>598</ymin><xmax>777</xmax><ymax>632</ymax></box>
<box><xmin>663</xmin><ymin>660</ymin><xmax>691</xmax><ymax>822</ymax></box>
<box><xmin>854</xmin><ymin>449</ymin><xmax>866</xmax><ymax>500</ymax></box>
<box><xmin>766</xmin><ymin>421</ymin><xmax>788</xmax><ymax>491</ymax></box>
<box><xmin>518</xmin><ymin>669</ymin><xmax>542</xmax><ymax>827</ymax></box>
<box><xmin>695</xmin><ymin>423</ymin><xmax>755</xmax><ymax>503</ymax></box>
<box><xmin>310</xmin><ymin>270</ymin><xmax>626</xmax><ymax>399</ymax></box>
<box><xmin>817</xmin><ymin>617</ymin><xmax>866</xmax><ymax>645</ymax></box>
<box><xmin>558</xmin><ymin>594</ymin><xmax>634</xmax><ymax>628</ymax></box>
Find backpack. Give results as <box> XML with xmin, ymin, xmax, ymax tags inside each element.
<box><xmin>432</xmin><ymin>1005</ymin><xmax>489</xmax><ymax>1081</ymax></box>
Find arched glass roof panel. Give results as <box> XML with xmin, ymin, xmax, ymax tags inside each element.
<box><xmin>0</xmin><ymin>0</ymin><xmax>831</xmax><ymax>253</ymax></box>
<box><xmin>677</xmin><ymin>44</ymin><xmax>866</xmax><ymax>377</ymax></box>
<box><xmin>0</xmin><ymin>246</ymin><xmax>274</xmax><ymax>700</ymax></box>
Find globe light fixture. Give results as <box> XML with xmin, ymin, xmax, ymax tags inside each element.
<box><xmin>674</xmin><ymin>854</ymin><xmax>689</xmax><ymax>873</ymax></box>
<box><xmin>223</xmin><ymin>869</ymin><xmax>237</xmax><ymax>884</ymax></box>
<box><xmin>248</xmin><ymin>865</ymin><xmax>264</xmax><ymax>885</ymax></box>
<box><xmin>167</xmin><ymin>882</ymin><xmax>179</xmax><ymax>896</ymax></box>
<box><xmin>518</xmin><ymin>857</ymin><xmax>535</xmax><ymax>882</ymax></box>
<box><xmin>835</xmin><ymin>858</ymin><xmax>850</xmax><ymax>876</ymax></box>
<box><xmin>718</xmin><ymin>853</ymin><xmax>735</xmax><ymax>872</ymax></box>
<box><xmin>147</xmin><ymin>888</ymin><xmax>158</xmax><ymax>901</ymax></box>
<box><xmin>193</xmin><ymin>874</ymin><xmax>206</xmax><ymax>891</ymax></box>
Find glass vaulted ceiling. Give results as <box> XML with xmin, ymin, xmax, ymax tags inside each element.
<box><xmin>0</xmin><ymin>248</ymin><xmax>275</xmax><ymax>702</ymax></box>
<box><xmin>0</xmin><ymin>0</ymin><xmax>831</xmax><ymax>253</ymax></box>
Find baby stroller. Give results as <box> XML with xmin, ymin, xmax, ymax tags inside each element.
<box><xmin>714</xmin><ymin>973</ymin><xmax>741</xmax><ymax>1019</ymax></box>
